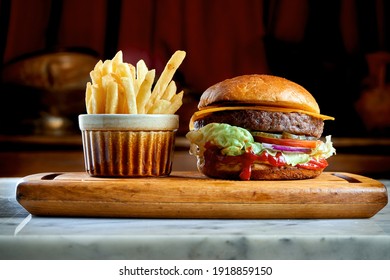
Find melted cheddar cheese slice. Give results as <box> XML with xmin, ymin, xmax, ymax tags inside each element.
<box><xmin>189</xmin><ymin>106</ymin><xmax>334</xmax><ymax>130</ymax></box>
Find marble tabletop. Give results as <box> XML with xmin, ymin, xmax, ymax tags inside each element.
<box><xmin>0</xmin><ymin>177</ymin><xmax>389</xmax><ymax>260</ymax></box>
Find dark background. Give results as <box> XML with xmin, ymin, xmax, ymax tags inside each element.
<box><xmin>1</xmin><ymin>0</ymin><xmax>390</xmax><ymax>137</ymax></box>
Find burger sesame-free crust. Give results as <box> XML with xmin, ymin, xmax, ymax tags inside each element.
<box><xmin>193</xmin><ymin>109</ymin><xmax>324</xmax><ymax>138</ymax></box>
<box><xmin>197</xmin><ymin>155</ymin><xmax>323</xmax><ymax>180</ymax></box>
<box><xmin>199</xmin><ymin>74</ymin><xmax>320</xmax><ymax>114</ymax></box>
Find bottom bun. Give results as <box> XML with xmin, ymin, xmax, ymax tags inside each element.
<box><xmin>197</xmin><ymin>156</ymin><xmax>323</xmax><ymax>180</ymax></box>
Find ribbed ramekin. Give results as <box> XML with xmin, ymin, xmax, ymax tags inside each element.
<box><xmin>79</xmin><ymin>114</ymin><xmax>179</xmax><ymax>177</ymax></box>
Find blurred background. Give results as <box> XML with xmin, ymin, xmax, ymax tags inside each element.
<box><xmin>1</xmin><ymin>0</ymin><xmax>390</xmax><ymax>178</ymax></box>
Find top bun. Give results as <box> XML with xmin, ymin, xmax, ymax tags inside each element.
<box><xmin>198</xmin><ymin>74</ymin><xmax>320</xmax><ymax>114</ymax></box>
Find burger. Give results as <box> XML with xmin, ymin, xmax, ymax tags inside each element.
<box><xmin>186</xmin><ymin>74</ymin><xmax>336</xmax><ymax>180</ymax></box>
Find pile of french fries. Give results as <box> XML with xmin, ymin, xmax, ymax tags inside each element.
<box><xmin>85</xmin><ymin>50</ymin><xmax>186</xmax><ymax>114</ymax></box>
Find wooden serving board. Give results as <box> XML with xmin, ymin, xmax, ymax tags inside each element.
<box><xmin>16</xmin><ymin>171</ymin><xmax>388</xmax><ymax>219</ymax></box>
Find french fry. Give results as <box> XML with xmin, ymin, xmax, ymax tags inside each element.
<box><xmin>112</xmin><ymin>50</ymin><xmax>123</xmax><ymax>65</ymax></box>
<box><xmin>121</xmin><ymin>77</ymin><xmax>137</xmax><ymax>114</ymax></box>
<box><xmin>161</xmin><ymin>81</ymin><xmax>177</xmax><ymax>101</ymax></box>
<box><xmin>93</xmin><ymin>59</ymin><xmax>103</xmax><ymax>71</ymax></box>
<box><xmin>91</xmin><ymin>84</ymin><xmax>104</xmax><ymax>113</ymax></box>
<box><xmin>105</xmin><ymin>81</ymin><xmax>119</xmax><ymax>114</ymax></box>
<box><xmin>123</xmin><ymin>63</ymin><xmax>137</xmax><ymax>96</ymax></box>
<box><xmin>118</xmin><ymin>90</ymin><xmax>128</xmax><ymax>114</ymax></box>
<box><xmin>136</xmin><ymin>59</ymin><xmax>148</xmax><ymax>86</ymax></box>
<box><xmin>115</xmin><ymin>77</ymin><xmax>128</xmax><ymax>114</ymax></box>
<box><xmin>166</xmin><ymin>91</ymin><xmax>184</xmax><ymax>114</ymax></box>
<box><xmin>136</xmin><ymin>69</ymin><xmax>155</xmax><ymax>113</ymax></box>
<box><xmin>85</xmin><ymin>82</ymin><xmax>93</xmax><ymax>113</ymax></box>
<box><xmin>90</xmin><ymin>60</ymin><xmax>103</xmax><ymax>85</ymax></box>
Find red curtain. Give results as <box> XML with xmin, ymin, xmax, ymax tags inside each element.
<box><xmin>2</xmin><ymin>0</ymin><xmax>389</xmax><ymax>136</ymax></box>
<box><xmin>2</xmin><ymin>0</ymin><xmax>269</xmax><ymax>92</ymax></box>
<box><xmin>0</xmin><ymin>0</ymin><xmax>382</xmax><ymax>92</ymax></box>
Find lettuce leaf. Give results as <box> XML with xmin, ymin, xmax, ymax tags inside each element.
<box><xmin>186</xmin><ymin>123</ymin><xmax>262</xmax><ymax>156</ymax></box>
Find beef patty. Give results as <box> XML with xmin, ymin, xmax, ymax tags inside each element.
<box><xmin>193</xmin><ymin>110</ymin><xmax>324</xmax><ymax>138</ymax></box>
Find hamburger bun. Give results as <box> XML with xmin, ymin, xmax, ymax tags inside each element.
<box><xmin>199</xmin><ymin>160</ymin><xmax>323</xmax><ymax>180</ymax></box>
<box><xmin>198</xmin><ymin>74</ymin><xmax>320</xmax><ymax>114</ymax></box>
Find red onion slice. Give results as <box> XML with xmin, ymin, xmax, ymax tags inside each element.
<box><xmin>262</xmin><ymin>143</ymin><xmax>311</xmax><ymax>153</ymax></box>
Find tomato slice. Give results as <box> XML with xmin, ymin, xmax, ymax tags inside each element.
<box><xmin>296</xmin><ymin>158</ymin><xmax>328</xmax><ymax>170</ymax></box>
<box><xmin>254</xmin><ymin>136</ymin><xmax>320</xmax><ymax>149</ymax></box>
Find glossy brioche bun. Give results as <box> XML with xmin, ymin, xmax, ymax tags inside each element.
<box><xmin>198</xmin><ymin>74</ymin><xmax>320</xmax><ymax>114</ymax></box>
<box><xmin>197</xmin><ymin>158</ymin><xmax>323</xmax><ymax>180</ymax></box>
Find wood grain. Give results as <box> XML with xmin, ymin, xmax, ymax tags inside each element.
<box><xmin>16</xmin><ymin>171</ymin><xmax>388</xmax><ymax>218</ymax></box>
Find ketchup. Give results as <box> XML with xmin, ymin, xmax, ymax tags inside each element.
<box><xmin>203</xmin><ymin>143</ymin><xmax>327</xmax><ymax>180</ymax></box>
